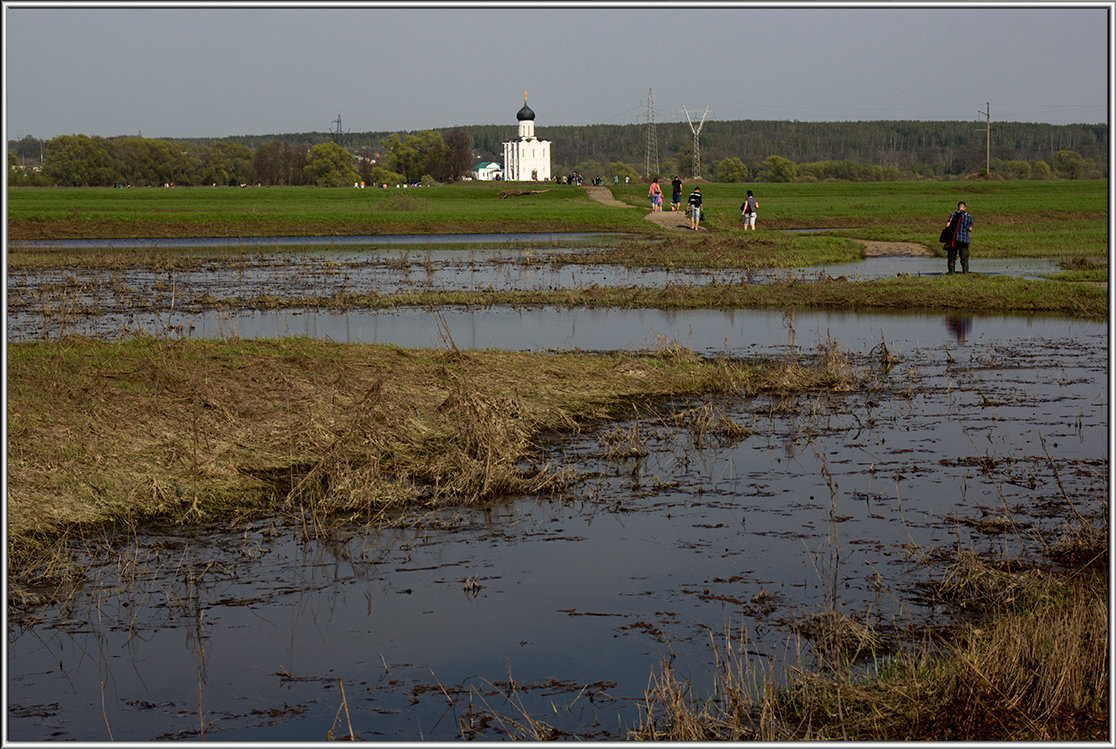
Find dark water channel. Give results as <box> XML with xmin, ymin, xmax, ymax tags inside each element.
<box><xmin>6</xmin><ymin>307</ymin><xmax>1107</xmax><ymax>740</ymax></box>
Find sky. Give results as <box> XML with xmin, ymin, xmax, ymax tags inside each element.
<box><xmin>3</xmin><ymin>2</ymin><xmax>1111</xmax><ymax>142</ymax></box>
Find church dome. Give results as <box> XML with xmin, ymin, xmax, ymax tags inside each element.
<box><xmin>516</xmin><ymin>100</ymin><xmax>535</xmax><ymax>121</ymax></box>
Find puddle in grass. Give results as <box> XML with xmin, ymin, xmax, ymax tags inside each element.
<box><xmin>6</xmin><ymin>314</ymin><xmax>1107</xmax><ymax>741</ymax></box>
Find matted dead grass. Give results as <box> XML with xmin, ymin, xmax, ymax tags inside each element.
<box><xmin>7</xmin><ymin>335</ymin><xmax>861</xmax><ymax>586</ymax></box>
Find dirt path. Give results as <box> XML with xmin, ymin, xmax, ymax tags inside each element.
<box><xmin>584</xmin><ymin>186</ymin><xmax>698</xmax><ymax>231</ymax></box>
<box><xmin>583</xmin><ymin>185</ymin><xmax>629</xmax><ymax>208</ymax></box>
<box><xmin>585</xmin><ymin>187</ymin><xmax>944</xmax><ymax>249</ymax></box>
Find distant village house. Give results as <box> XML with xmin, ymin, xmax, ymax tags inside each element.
<box><xmin>473</xmin><ymin>161</ymin><xmax>503</xmax><ymax>181</ymax></box>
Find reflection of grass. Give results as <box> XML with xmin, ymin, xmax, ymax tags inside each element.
<box><xmin>7</xmin><ymin>335</ymin><xmax>861</xmax><ymax>602</ymax></box>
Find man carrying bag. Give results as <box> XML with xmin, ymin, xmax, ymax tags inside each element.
<box><xmin>941</xmin><ymin>201</ymin><xmax>974</xmax><ymax>274</ymax></box>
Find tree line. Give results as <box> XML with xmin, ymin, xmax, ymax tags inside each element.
<box><xmin>8</xmin><ymin>118</ymin><xmax>1107</xmax><ymax>187</ymax></box>
<box><xmin>7</xmin><ymin>128</ymin><xmax>474</xmax><ymax>188</ymax></box>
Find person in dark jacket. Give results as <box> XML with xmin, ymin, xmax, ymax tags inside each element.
<box><xmin>671</xmin><ymin>176</ymin><xmax>683</xmax><ymax>211</ymax></box>
<box><xmin>688</xmin><ymin>187</ymin><xmax>703</xmax><ymax>230</ymax></box>
<box><xmin>943</xmin><ymin>201</ymin><xmax>974</xmax><ymax>273</ymax></box>
<box><xmin>740</xmin><ymin>189</ymin><xmax>758</xmax><ymax>230</ymax></box>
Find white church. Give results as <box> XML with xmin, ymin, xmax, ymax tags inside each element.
<box><xmin>502</xmin><ymin>93</ymin><xmax>551</xmax><ymax>182</ymax></box>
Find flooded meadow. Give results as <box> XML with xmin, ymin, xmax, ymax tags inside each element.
<box><xmin>5</xmin><ymin>236</ymin><xmax>1108</xmax><ymax>740</ymax></box>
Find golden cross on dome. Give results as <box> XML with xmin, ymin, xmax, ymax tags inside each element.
<box><xmin>524</xmin><ymin>91</ymin><xmax>528</xmax><ymax>100</ymax></box>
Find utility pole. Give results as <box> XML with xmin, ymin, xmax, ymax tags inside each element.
<box><xmin>644</xmin><ymin>88</ymin><xmax>659</xmax><ymax>178</ymax></box>
<box><xmin>683</xmin><ymin>105</ymin><xmax>709</xmax><ymax>180</ymax></box>
<box><xmin>978</xmin><ymin>102</ymin><xmax>990</xmax><ymax>175</ymax></box>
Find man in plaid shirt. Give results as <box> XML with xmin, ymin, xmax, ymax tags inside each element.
<box><xmin>944</xmin><ymin>201</ymin><xmax>974</xmax><ymax>274</ymax></box>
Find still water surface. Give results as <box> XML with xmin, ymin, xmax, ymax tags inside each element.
<box><xmin>7</xmin><ymin>310</ymin><xmax>1106</xmax><ymax>741</ymax></box>
<box><xmin>7</xmin><ymin>241</ymin><xmax>1063</xmax><ymax>343</ymax></box>
<box><xmin>7</xmin><ymin>234</ymin><xmax>1105</xmax><ymax>739</ymax></box>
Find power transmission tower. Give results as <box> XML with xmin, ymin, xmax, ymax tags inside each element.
<box><xmin>683</xmin><ymin>105</ymin><xmax>710</xmax><ymax>179</ymax></box>
<box><xmin>644</xmin><ymin>88</ymin><xmax>659</xmax><ymax>177</ymax></box>
<box><xmin>331</xmin><ymin>114</ymin><xmax>346</xmax><ymax>147</ymax></box>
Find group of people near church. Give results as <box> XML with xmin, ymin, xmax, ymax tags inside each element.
<box><xmin>647</xmin><ymin>177</ymin><xmax>759</xmax><ymax>232</ymax></box>
<box><xmin>645</xmin><ymin>178</ymin><xmax>976</xmax><ymax>274</ymax></box>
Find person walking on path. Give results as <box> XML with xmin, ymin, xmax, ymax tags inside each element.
<box><xmin>648</xmin><ymin>178</ymin><xmax>663</xmax><ymax>212</ymax></box>
<box><xmin>687</xmin><ymin>186</ymin><xmax>703</xmax><ymax>230</ymax></box>
<box><xmin>740</xmin><ymin>189</ymin><xmax>758</xmax><ymax>230</ymax></box>
<box><xmin>943</xmin><ymin>201</ymin><xmax>974</xmax><ymax>273</ymax></box>
<box><xmin>671</xmin><ymin>176</ymin><xmax>683</xmax><ymax>211</ymax></box>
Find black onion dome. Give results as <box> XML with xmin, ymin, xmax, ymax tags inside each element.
<box><xmin>516</xmin><ymin>100</ymin><xmax>535</xmax><ymax>121</ymax></box>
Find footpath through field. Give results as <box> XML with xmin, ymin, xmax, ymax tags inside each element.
<box><xmin>585</xmin><ymin>185</ymin><xmax>701</xmax><ymax>232</ymax></box>
<box><xmin>586</xmin><ymin>185</ymin><xmax>934</xmax><ymax>251</ymax></box>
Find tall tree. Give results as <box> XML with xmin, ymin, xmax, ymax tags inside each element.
<box><xmin>254</xmin><ymin>141</ymin><xmax>308</xmax><ymax>186</ymax></box>
<box><xmin>716</xmin><ymin>157</ymin><xmax>748</xmax><ymax>182</ymax></box>
<box><xmin>200</xmin><ymin>141</ymin><xmax>256</xmax><ymax>185</ymax></box>
<box><xmin>758</xmin><ymin>155</ymin><xmax>798</xmax><ymax>182</ymax></box>
<box><xmin>445</xmin><ymin>128</ymin><xmax>472</xmax><ymax>181</ymax></box>
<box><xmin>383</xmin><ymin>130</ymin><xmax>450</xmax><ymax>182</ymax></box>
<box><xmin>43</xmin><ymin>134</ymin><xmax>121</xmax><ymax>186</ymax></box>
<box><xmin>304</xmin><ymin>142</ymin><xmax>359</xmax><ymax>187</ymax></box>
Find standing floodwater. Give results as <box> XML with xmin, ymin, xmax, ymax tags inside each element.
<box><xmin>7</xmin><ymin>312</ymin><xmax>1106</xmax><ymax>741</ymax></box>
<box><xmin>6</xmin><ymin>241</ymin><xmax>1064</xmax><ymax>343</ymax></box>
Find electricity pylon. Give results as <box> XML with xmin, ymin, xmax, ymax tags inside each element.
<box><xmin>644</xmin><ymin>88</ymin><xmax>659</xmax><ymax>177</ymax></box>
<box><xmin>683</xmin><ymin>105</ymin><xmax>710</xmax><ymax>179</ymax></box>
<box><xmin>331</xmin><ymin>114</ymin><xmax>346</xmax><ymax>147</ymax></box>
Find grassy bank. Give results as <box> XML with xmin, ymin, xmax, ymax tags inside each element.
<box><xmin>7</xmin><ymin>335</ymin><xmax>858</xmax><ymax>599</ymax></box>
<box><xmin>199</xmin><ymin>274</ymin><xmax>1107</xmax><ymax>319</ymax></box>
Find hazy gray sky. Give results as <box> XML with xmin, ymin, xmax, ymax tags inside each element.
<box><xmin>3</xmin><ymin>2</ymin><xmax>1111</xmax><ymax>141</ymax></box>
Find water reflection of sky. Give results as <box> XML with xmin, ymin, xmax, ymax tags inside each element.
<box><xmin>6</xmin><ymin>247</ymin><xmax>1067</xmax><ymax>344</ymax></box>
<box><xmin>6</xmin><ymin>237</ymin><xmax>1107</xmax><ymax>740</ymax></box>
<box><xmin>11</xmin><ymin>303</ymin><xmax>1098</xmax><ymax>359</ymax></box>
<box><xmin>7</xmin><ymin>314</ymin><xmax>1106</xmax><ymax>741</ymax></box>
<box><xmin>6</xmin><ymin>251</ymin><xmax>1065</xmax><ymax>306</ymax></box>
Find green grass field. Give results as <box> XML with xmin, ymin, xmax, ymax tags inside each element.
<box><xmin>609</xmin><ymin>179</ymin><xmax>1109</xmax><ymax>258</ymax></box>
<box><xmin>6</xmin><ymin>181</ymin><xmax>652</xmax><ymax>239</ymax></box>
<box><xmin>8</xmin><ymin>180</ymin><xmax>1109</xmax><ymax>259</ymax></box>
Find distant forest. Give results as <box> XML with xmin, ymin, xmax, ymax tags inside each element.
<box><xmin>9</xmin><ymin>118</ymin><xmax>1108</xmax><ymax>185</ymax></box>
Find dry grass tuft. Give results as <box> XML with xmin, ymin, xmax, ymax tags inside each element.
<box><xmin>665</xmin><ymin>402</ymin><xmax>752</xmax><ymax>449</ymax></box>
<box><xmin>933</xmin><ymin>550</ymin><xmax>1059</xmax><ymax>611</ymax></box>
<box><xmin>634</xmin><ymin>541</ymin><xmax>1107</xmax><ymax>741</ymax></box>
